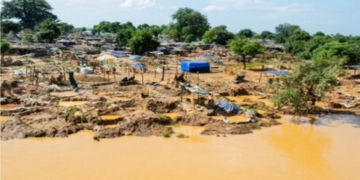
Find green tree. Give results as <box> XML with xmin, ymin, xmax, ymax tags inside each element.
<box><xmin>274</xmin><ymin>23</ymin><xmax>301</xmax><ymax>43</ymax></box>
<box><xmin>202</xmin><ymin>25</ymin><xmax>234</xmax><ymax>45</ymax></box>
<box><xmin>36</xmin><ymin>19</ymin><xmax>61</xmax><ymax>43</ymax></box>
<box><xmin>313</xmin><ymin>41</ymin><xmax>360</xmax><ymax>64</ymax></box>
<box><xmin>116</xmin><ymin>27</ymin><xmax>135</xmax><ymax>47</ymax></box>
<box><xmin>260</xmin><ymin>31</ymin><xmax>274</xmax><ymax>39</ymax></box>
<box><xmin>271</xmin><ymin>56</ymin><xmax>346</xmax><ymax>115</ymax></box>
<box><xmin>1</xmin><ymin>40</ymin><xmax>11</xmax><ymax>64</ymax></box>
<box><xmin>22</xmin><ymin>36</ymin><xmax>35</xmax><ymax>43</ymax></box>
<box><xmin>237</xmin><ymin>29</ymin><xmax>254</xmax><ymax>38</ymax></box>
<box><xmin>0</xmin><ymin>20</ymin><xmax>22</xmax><ymax>34</ymax></box>
<box><xmin>164</xmin><ymin>8</ymin><xmax>210</xmax><ymax>42</ymax></box>
<box><xmin>229</xmin><ymin>38</ymin><xmax>265</xmax><ymax>70</ymax></box>
<box><xmin>284</xmin><ymin>29</ymin><xmax>311</xmax><ymax>55</ymax></box>
<box><xmin>1</xmin><ymin>0</ymin><xmax>57</xmax><ymax>29</ymax></box>
<box><xmin>128</xmin><ymin>29</ymin><xmax>160</xmax><ymax>54</ymax></box>
<box><xmin>58</xmin><ymin>22</ymin><xmax>74</xmax><ymax>34</ymax></box>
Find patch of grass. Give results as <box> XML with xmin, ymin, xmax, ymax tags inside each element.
<box><xmin>252</xmin><ymin>124</ymin><xmax>262</xmax><ymax>130</ymax></box>
<box><xmin>245</xmin><ymin>105</ymin><xmax>258</xmax><ymax>114</ymax></box>
<box><xmin>44</xmin><ymin>89</ymin><xmax>52</xmax><ymax>94</ymax></box>
<box><xmin>162</xmin><ymin>129</ymin><xmax>172</xmax><ymax>138</ymax></box>
<box><xmin>176</xmin><ymin>133</ymin><xmax>188</xmax><ymax>138</ymax></box>
<box><xmin>156</xmin><ymin>113</ymin><xmax>169</xmax><ymax>120</ymax></box>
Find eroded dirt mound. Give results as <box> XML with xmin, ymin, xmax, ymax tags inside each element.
<box><xmin>201</xmin><ymin>122</ymin><xmax>253</xmax><ymax>135</ymax></box>
<box><xmin>94</xmin><ymin>111</ymin><xmax>174</xmax><ymax>139</ymax></box>
<box><xmin>175</xmin><ymin>112</ymin><xmax>213</xmax><ymax>126</ymax></box>
<box><xmin>143</xmin><ymin>98</ymin><xmax>180</xmax><ymax>113</ymax></box>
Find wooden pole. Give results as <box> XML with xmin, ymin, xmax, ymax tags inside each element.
<box><xmin>154</xmin><ymin>67</ymin><xmax>157</xmax><ymax>78</ymax></box>
<box><xmin>197</xmin><ymin>71</ymin><xmax>199</xmax><ymax>103</ymax></box>
<box><xmin>141</xmin><ymin>70</ymin><xmax>144</xmax><ymax>86</ymax></box>
<box><xmin>161</xmin><ymin>66</ymin><xmax>165</xmax><ymax>81</ymax></box>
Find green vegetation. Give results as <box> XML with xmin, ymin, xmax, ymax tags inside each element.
<box><xmin>0</xmin><ymin>20</ymin><xmax>22</xmax><ymax>34</ymax></box>
<box><xmin>0</xmin><ymin>40</ymin><xmax>11</xmax><ymax>63</ymax></box>
<box><xmin>36</xmin><ymin>19</ymin><xmax>61</xmax><ymax>43</ymax></box>
<box><xmin>162</xmin><ymin>129</ymin><xmax>172</xmax><ymax>138</ymax></box>
<box><xmin>164</xmin><ymin>7</ymin><xmax>210</xmax><ymax>42</ymax></box>
<box><xmin>1</xmin><ymin>0</ymin><xmax>57</xmax><ymax>29</ymax></box>
<box><xmin>176</xmin><ymin>133</ymin><xmax>187</xmax><ymax>138</ymax></box>
<box><xmin>271</xmin><ymin>55</ymin><xmax>346</xmax><ymax>115</ymax></box>
<box><xmin>229</xmin><ymin>38</ymin><xmax>265</xmax><ymax>70</ymax></box>
<box><xmin>128</xmin><ymin>29</ymin><xmax>160</xmax><ymax>54</ymax></box>
<box><xmin>202</xmin><ymin>25</ymin><xmax>234</xmax><ymax>45</ymax></box>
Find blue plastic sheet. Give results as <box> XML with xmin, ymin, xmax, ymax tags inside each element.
<box><xmin>131</xmin><ymin>62</ymin><xmax>147</xmax><ymax>70</ymax></box>
<box><xmin>129</xmin><ymin>55</ymin><xmax>142</xmax><ymax>60</ymax></box>
<box><xmin>216</xmin><ymin>100</ymin><xmax>240</xmax><ymax>114</ymax></box>
<box><xmin>111</xmin><ymin>51</ymin><xmax>127</xmax><ymax>58</ymax></box>
<box><xmin>264</xmin><ymin>70</ymin><xmax>289</xmax><ymax>76</ymax></box>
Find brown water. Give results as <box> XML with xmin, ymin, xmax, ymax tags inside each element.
<box><xmin>0</xmin><ymin>104</ymin><xmax>23</xmax><ymax>110</ymax></box>
<box><xmin>100</xmin><ymin>115</ymin><xmax>121</xmax><ymax>121</ymax></box>
<box><xmin>112</xmin><ymin>97</ymin><xmax>131</xmax><ymax>101</ymax></box>
<box><xmin>1</xmin><ymin>115</ymin><xmax>360</xmax><ymax>180</ymax></box>
<box><xmin>212</xmin><ymin>115</ymin><xmax>249</xmax><ymax>123</ymax></box>
<box><xmin>162</xmin><ymin>113</ymin><xmax>178</xmax><ymax>120</ymax></box>
<box><xmin>58</xmin><ymin>101</ymin><xmax>88</xmax><ymax>107</ymax></box>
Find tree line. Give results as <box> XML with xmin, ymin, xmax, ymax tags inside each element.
<box><xmin>1</xmin><ymin>0</ymin><xmax>360</xmax><ymax>65</ymax></box>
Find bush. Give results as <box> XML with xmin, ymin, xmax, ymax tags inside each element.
<box><xmin>162</xmin><ymin>129</ymin><xmax>172</xmax><ymax>138</ymax></box>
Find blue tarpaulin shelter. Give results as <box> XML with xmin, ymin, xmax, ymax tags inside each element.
<box><xmin>57</xmin><ymin>39</ymin><xmax>70</xmax><ymax>43</ymax></box>
<box><xmin>129</xmin><ymin>55</ymin><xmax>142</xmax><ymax>60</ymax></box>
<box><xmin>181</xmin><ymin>61</ymin><xmax>210</xmax><ymax>73</ymax></box>
<box><xmin>131</xmin><ymin>62</ymin><xmax>147</xmax><ymax>70</ymax></box>
<box><xmin>111</xmin><ymin>51</ymin><xmax>127</xmax><ymax>58</ymax></box>
<box><xmin>264</xmin><ymin>70</ymin><xmax>289</xmax><ymax>76</ymax></box>
<box><xmin>216</xmin><ymin>101</ymin><xmax>240</xmax><ymax>114</ymax></box>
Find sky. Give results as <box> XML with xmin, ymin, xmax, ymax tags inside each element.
<box><xmin>7</xmin><ymin>0</ymin><xmax>360</xmax><ymax>35</ymax></box>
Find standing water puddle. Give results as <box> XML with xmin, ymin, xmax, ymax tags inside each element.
<box><xmin>58</xmin><ymin>101</ymin><xmax>88</xmax><ymax>107</ymax></box>
<box><xmin>0</xmin><ymin>116</ymin><xmax>11</xmax><ymax>122</ymax></box>
<box><xmin>0</xmin><ymin>104</ymin><xmax>23</xmax><ymax>110</ymax></box>
<box><xmin>1</xmin><ymin>115</ymin><xmax>360</xmax><ymax>180</ymax></box>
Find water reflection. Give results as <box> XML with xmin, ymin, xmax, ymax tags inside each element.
<box><xmin>266</xmin><ymin>120</ymin><xmax>333</xmax><ymax>179</ymax></box>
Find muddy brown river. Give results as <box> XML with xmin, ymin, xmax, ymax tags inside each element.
<box><xmin>1</xmin><ymin>115</ymin><xmax>360</xmax><ymax>180</ymax></box>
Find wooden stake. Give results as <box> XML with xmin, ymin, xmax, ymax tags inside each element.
<box><xmin>161</xmin><ymin>66</ymin><xmax>165</xmax><ymax>81</ymax></box>
<box><xmin>141</xmin><ymin>70</ymin><xmax>144</xmax><ymax>86</ymax></box>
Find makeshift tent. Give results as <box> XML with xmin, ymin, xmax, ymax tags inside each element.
<box><xmin>129</xmin><ymin>55</ymin><xmax>142</xmax><ymax>61</ymax></box>
<box><xmin>216</xmin><ymin>101</ymin><xmax>240</xmax><ymax>114</ymax></box>
<box><xmin>131</xmin><ymin>62</ymin><xmax>147</xmax><ymax>71</ymax></box>
<box><xmin>111</xmin><ymin>51</ymin><xmax>127</xmax><ymax>58</ymax></box>
<box><xmin>181</xmin><ymin>61</ymin><xmax>210</xmax><ymax>73</ymax></box>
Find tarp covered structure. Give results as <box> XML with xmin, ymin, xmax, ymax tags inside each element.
<box><xmin>131</xmin><ymin>62</ymin><xmax>147</xmax><ymax>71</ymax></box>
<box><xmin>181</xmin><ymin>61</ymin><xmax>210</xmax><ymax>73</ymax></box>
<box><xmin>129</xmin><ymin>55</ymin><xmax>142</xmax><ymax>61</ymax></box>
<box><xmin>111</xmin><ymin>51</ymin><xmax>127</xmax><ymax>58</ymax></box>
<box><xmin>216</xmin><ymin>100</ymin><xmax>240</xmax><ymax>114</ymax></box>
